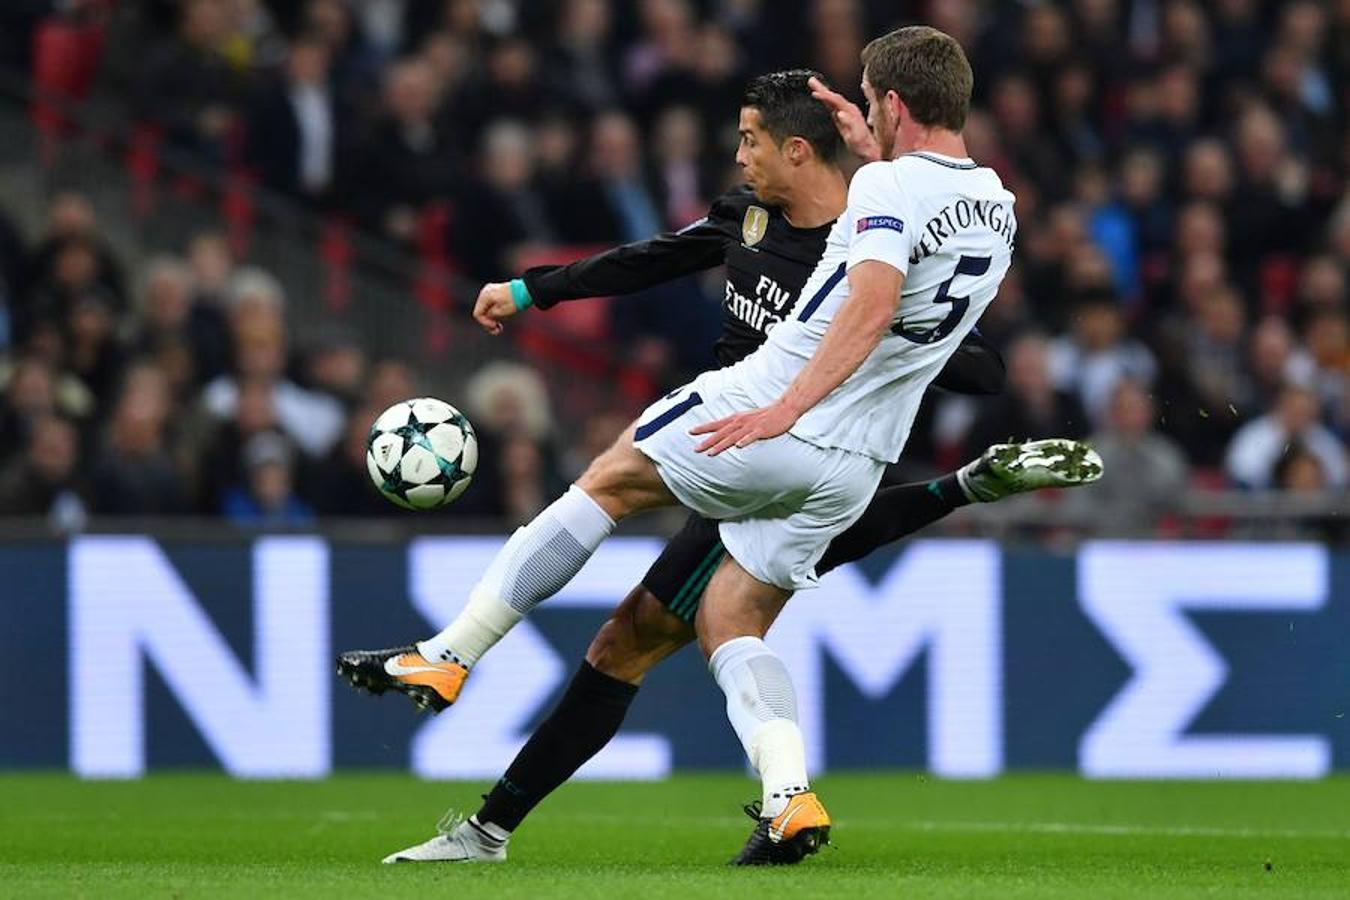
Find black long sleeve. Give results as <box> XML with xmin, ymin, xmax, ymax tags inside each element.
<box><xmin>932</xmin><ymin>329</ymin><xmax>1006</xmax><ymax>395</ymax></box>
<box><xmin>519</xmin><ymin>188</ymin><xmax>1007</xmax><ymax>401</ymax></box>
<box><xmin>521</xmin><ymin>198</ymin><xmax>739</xmax><ymax>309</ymax></box>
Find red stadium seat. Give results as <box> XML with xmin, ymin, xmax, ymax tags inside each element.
<box><xmin>221</xmin><ymin>170</ymin><xmax>257</xmax><ymax>259</ymax></box>
<box><xmin>1259</xmin><ymin>254</ymin><xmax>1299</xmax><ymax>317</ymax></box>
<box><xmin>125</xmin><ymin>122</ymin><xmax>163</xmax><ymax>219</ymax></box>
<box><xmin>320</xmin><ymin>215</ymin><xmax>354</xmax><ymax>313</ymax></box>
<box><xmin>30</xmin><ymin>16</ymin><xmax>106</xmax><ymax>158</ymax></box>
<box><xmin>415</xmin><ymin>203</ymin><xmax>457</xmax><ymax>354</ymax></box>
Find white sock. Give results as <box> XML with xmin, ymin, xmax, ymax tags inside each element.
<box><xmin>417</xmin><ymin>586</ymin><xmax>522</xmax><ymax>667</ymax></box>
<box><xmin>955</xmin><ymin>459</ymin><xmax>983</xmax><ymax>502</ymax></box>
<box><xmin>466</xmin><ymin>815</ymin><xmax>510</xmax><ymax>844</ymax></box>
<box><xmin>709</xmin><ymin>636</ymin><xmax>810</xmax><ymax>818</ymax></box>
<box><xmin>418</xmin><ymin>485</ymin><xmax>614</xmax><ymax>667</ymax></box>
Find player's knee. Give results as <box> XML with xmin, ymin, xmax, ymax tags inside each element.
<box><xmin>694</xmin><ymin>563</ymin><xmax>786</xmax><ymax>659</ymax></box>
<box><xmin>696</xmin><ymin>602</ymin><xmax>756</xmax><ymax>658</ymax></box>
<box><xmin>575</xmin><ymin>450</ymin><xmax>623</xmax><ymax>501</ymax></box>
<box><xmin>577</xmin><ymin>436</ymin><xmax>637</xmax><ymax>503</ymax></box>
<box><xmin>585</xmin><ymin>622</ymin><xmax>647</xmax><ymax>682</ymax></box>
<box><xmin>586</xmin><ymin>588</ymin><xmax>692</xmax><ymax>682</ymax></box>
<box><xmin>696</xmin><ymin>620</ymin><xmax>761</xmax><ymax>660</ymax></box>
<box><xmin>577</xmin><ymin>438</ymin><xmax>669</xmax><ymax>519</ymax></box>
<box><xmin>630</xmin><ymin>588</ymin><xmax>695</xmax><ymax>644</ymax></box>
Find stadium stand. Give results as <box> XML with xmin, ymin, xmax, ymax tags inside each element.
<box><xmin>0</xmin><ymin>0</ymin><xmax>1345</xmax><ymax>538</ymax></box>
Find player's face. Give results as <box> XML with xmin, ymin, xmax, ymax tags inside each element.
<box><xmin>736</xmin><ymin>107</ymin><xmax>790</xmax><ymax>204</ymax></box>
<box><xmin>862</xmin><ymin>74</ymin><xmax>895</xmax><ymax>159</ymax></box>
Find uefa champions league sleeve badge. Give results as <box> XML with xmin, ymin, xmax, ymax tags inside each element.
<box><xmin>742</xmin><ymin>205</ymin><xmax>769</xmax><ymax>247</ymax></box>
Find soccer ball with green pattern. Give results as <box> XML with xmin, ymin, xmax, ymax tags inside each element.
<box><xmin>366</xmin><ymin>398</ymin><xmax>477</xmax><ymax>510</ymax></box>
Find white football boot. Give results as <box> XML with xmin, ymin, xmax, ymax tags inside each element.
<box><xmin>957</xmin><ymin>438</ymin><xmax>1103</xmax><ymax>502</ymax></box>
<box><xmin>382</xmin><ymin>814</ymin><xmax>508</xmax><ymax>864</ymax></box>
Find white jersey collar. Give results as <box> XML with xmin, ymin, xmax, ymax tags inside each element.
<box><xmin>904</xmin><ymin>151</ymin><xmax>978</xmax><ymax>170</ymax></box>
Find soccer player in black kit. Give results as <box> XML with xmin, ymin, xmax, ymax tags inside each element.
<box><xmin>348</xmin><ymin>70</ymin><xmax>1099</xmax><ymax>865</ymax></box>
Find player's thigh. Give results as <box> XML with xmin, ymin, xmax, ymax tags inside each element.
<box><xmin>576</xmin><ymin>422</ymin><xmax>677</xmax><ymax>519</ymax></box>
<box><xmin>694</xmin><ymin>554</ymin><xmax>792</xmax><ymax>660</ymax></box>
<box><xmin>585</xmin><ymin>585</ymin><xmax>695</xmax><ymax>684</ymax></box>
<box><xmin>640</xmin><ymin>513</ymin><xmax>727</xmax><ymax>625</ymax></box>
<box><xmin>718</xmin><ymin>446</ymin><xmax>884</xmax><ymax>591</ymax></box>
<box><xmin>629</xmin><ymin>377</ymin><xmax>806</xmax><ymax>522</ymax></box>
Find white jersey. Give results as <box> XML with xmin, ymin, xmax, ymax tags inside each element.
<box><xmin>722</xmin><ymin>152</ymin><xmax>1016</xmax><ymax>462</ymax></box>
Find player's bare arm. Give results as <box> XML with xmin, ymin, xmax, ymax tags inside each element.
<box><xmin>691</xmin><ymin>260</ymin><xmax>903</xmax><ymax>455</ymax></box>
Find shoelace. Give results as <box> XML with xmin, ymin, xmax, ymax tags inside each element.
<box><xmin>437</xmin><ymin>807</ymin><xmax>507</xmax><ymax>850</ymax></box>
<box><xmin>742</xmin><ymin>799</ymin><xmax>763</xmax><ymax>822</ymax></box>
<box><xmin>435</xmin><ymin>808</ymin><xmax>467</xmax><ymax>836</ymax></box>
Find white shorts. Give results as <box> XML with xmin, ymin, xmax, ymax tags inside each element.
<box><xmin>632</xmin><ymin>370</ymin><xmax>884</xmax><ymax>591</ymax></box>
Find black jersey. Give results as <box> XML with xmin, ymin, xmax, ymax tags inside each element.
<box><xmin>522</xmin><ymin>186</ymin><xmax>1004</xmax><ymax>393</ymax></box>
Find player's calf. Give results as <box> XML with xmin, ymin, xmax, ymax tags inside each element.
<box><xmin>585</xmin><ymin>586</ymin><xmax>695</xmax><ymax>683</ymax></box>
<box><xmin>340</xmin><ymin>426</ymin><xmax>683</xmax><ymax>714</ymax></box>
<box><xmin>337</xmin><ymin>480</ymin><xmax>617</xmax><ymax>714</ymax></box>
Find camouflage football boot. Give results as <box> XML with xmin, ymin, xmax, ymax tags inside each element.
<box><xmin>957</xmin><ymin>438</ymin><xmax>1103</xmax><ymax>502</ymax></box>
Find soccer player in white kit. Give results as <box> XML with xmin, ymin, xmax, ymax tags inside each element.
<box><xmin>353</xmin><ymin>26</ymin><xmax>1033</xmax><ymax>864</ymax></box>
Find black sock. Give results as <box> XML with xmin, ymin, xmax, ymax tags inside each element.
<box><xmin>816</xmin><ymin>474</ymin><xmax>969</xmax><ymax>576</ymax></box>
<box><xmin>928</xmin><ymin>471</ymin><xmax>971</xmax><ymax>509</ymax></box>
<box><xmin>476</xmin><ymin>661</ymin><xmax>638</xmax><ymax>832</ymax></box>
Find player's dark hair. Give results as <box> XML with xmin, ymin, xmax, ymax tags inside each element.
<box><xmin>861</xmin><ymin>26</ymin><xmax>972</xmax><ymax>131</ymax></box>
<box><xmin>741</xmin><ymin>69</ymin><xmax>843</xmax><ymax>164</ymax></box>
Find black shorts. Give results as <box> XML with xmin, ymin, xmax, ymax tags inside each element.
<box><xmin>639</xmin><ymin>513</ymin><xmax>726</xmax><ymax>623</ymax></box>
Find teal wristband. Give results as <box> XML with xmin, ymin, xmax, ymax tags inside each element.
<box><xmin>509</xmin><ymin>278</ymin><xmax>533</xmax><ymax>311</ymax></box>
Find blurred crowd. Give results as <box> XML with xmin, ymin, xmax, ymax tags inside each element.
<box><xmin>0</xmin><ymin>194</ymin><xmax>575</xmax><ymax>527</ymax></box>
<box><xmin>0</xmin><ymin>0</ymin><xmax>1346</xmax><ymax>536</ymax></box>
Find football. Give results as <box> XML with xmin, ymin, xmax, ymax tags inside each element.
<box><xmin>366</xmin><ymin>397</ymin><xmax>478</xmax><ymax>510</ymax></box>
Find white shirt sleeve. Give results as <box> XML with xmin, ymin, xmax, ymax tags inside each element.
<box><xmin>845</xmin><ymin>161</ymin><xmax>915</xmax><ymax>276</ymax></box>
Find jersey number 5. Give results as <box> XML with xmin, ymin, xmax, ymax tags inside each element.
<box><xmin>893</xmin><ymin>254</ymin><xmax>991</xmax><ymax>345</ymax></box>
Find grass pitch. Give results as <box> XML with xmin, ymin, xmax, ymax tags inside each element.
<box><xmin>2</xmin><ymin>773</ymin><xmax>1347</xmax><ymax>898</ymax></box>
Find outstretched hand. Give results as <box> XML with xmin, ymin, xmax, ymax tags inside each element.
<box><xmin>473</xmin><ymin>282</ymin><xmax>517</xmax><ymax>335</ymax></box>
<box><xmin>690</xmin><ymin>402</ymin><xmax>798</xmax><ymax>456</ymax></box>
<box><xmin>808</xmin><ymin>76</ymin><xmax>881</xmax><ymax>163</ymax></box>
